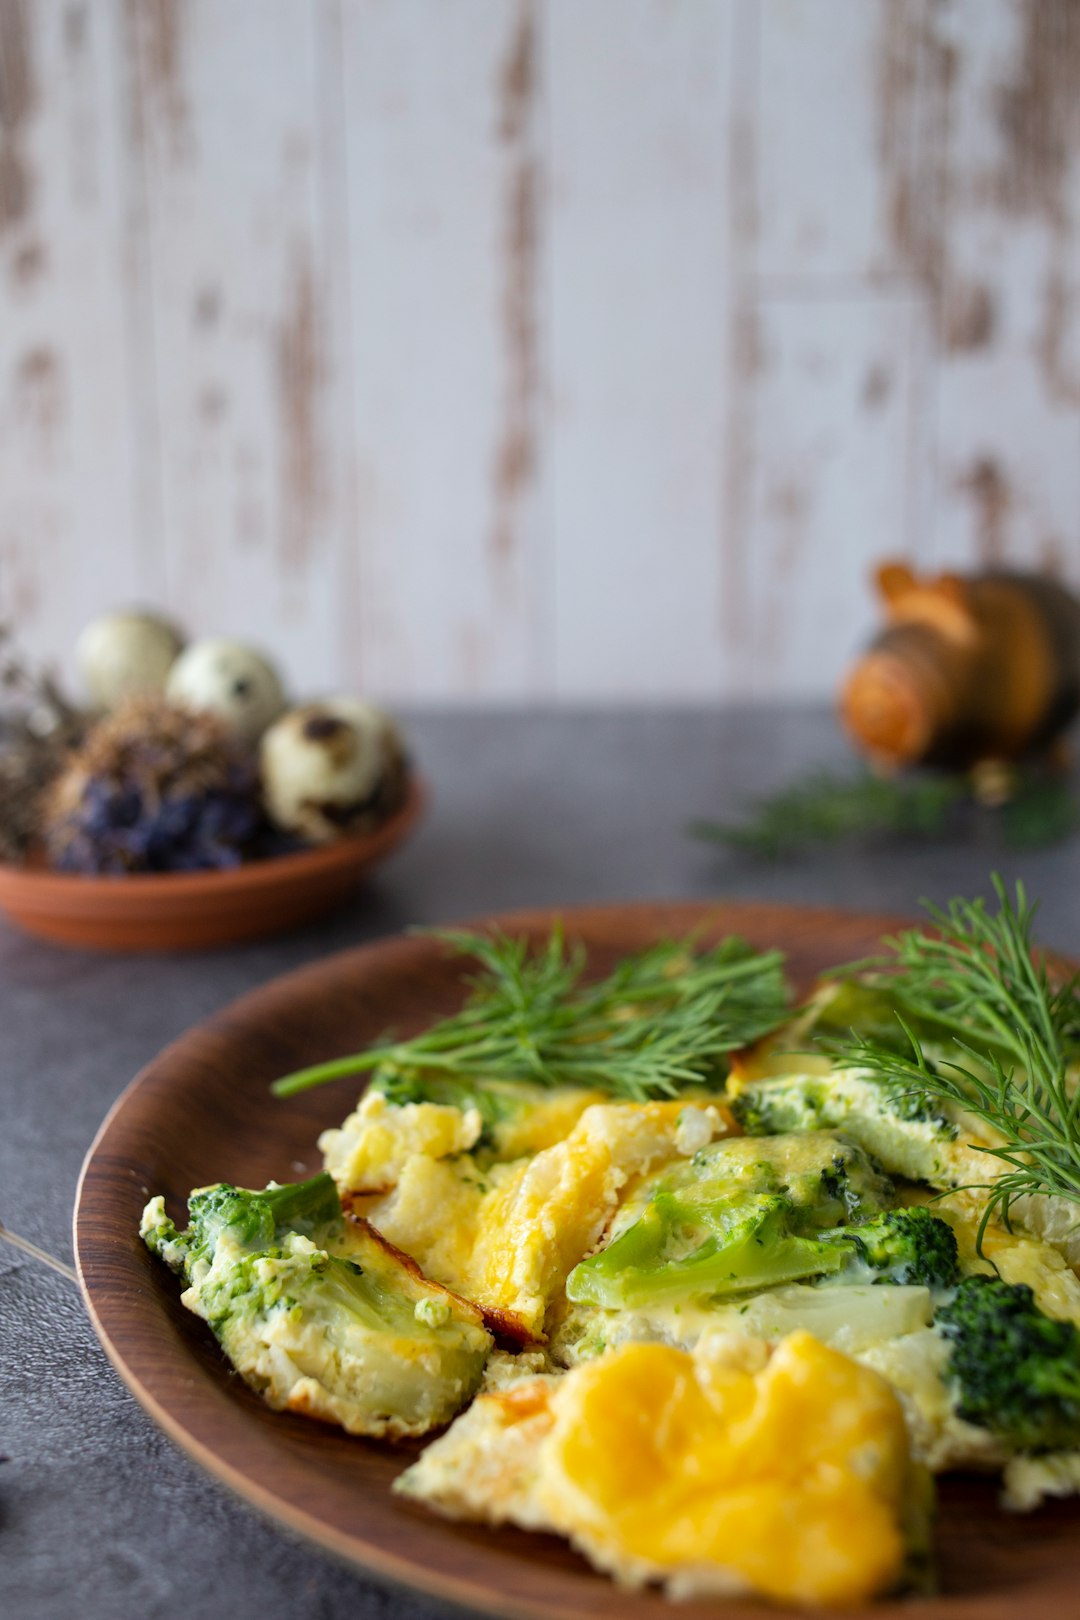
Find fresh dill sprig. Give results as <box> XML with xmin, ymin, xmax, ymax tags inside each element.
<box><xmin>691</xmin><ymin>766</ymin><xmax>1080</xmax><ymax>858</ymax></box>
<box><xmin>272</xmin><ymin>928</ymin><xmax>790</xmax><ymax>1102</ymax></box>
<box><xmin>829</xmin><ymin>876</ymin><xmax>1080</xmax><ymax>1243</ymax></box>
<box><xmin>1000</xmin><ymin>774</ymin><xmax>1080</xmax><ymax>850</ymax></box>
<box><xmin>690</xmin><ymin>770</ymin><xmax>964</xmax><ymax>859</ymax></box>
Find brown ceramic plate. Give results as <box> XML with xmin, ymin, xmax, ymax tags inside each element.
<box><xmin>74</xmin><ymin>902</ymin><xmax>1080</xmax><ymax>1619</ymax></box>
<box><xmin>0</xmin><ymin>776</ymin><xmax>426</xmax><ymax>951</ymax></box>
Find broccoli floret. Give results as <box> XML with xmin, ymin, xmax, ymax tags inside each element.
<box><xmin>191</xmin><ymin>1172</ymin><xmax>344</xmax><ymax>1254</ymax></box>
<box><xmin>838</xmin><ymin>1208</ymin><xmax>959</xmax><ymax>1289</ymax></box>
<box><xmin>816</xmin><ymin>1152</ymin><xmax>889</xmax><ymax>1222</ymax></box>
<box><xmin>731</xmin><ymin>979</ymin><xmax>965</xmax><ymax>1140</ymax></box>
<box><xmin>565</xmin><ymin>1132</ymin><xmax>894</xmax><ymax>1310</ymax></box>
<box><xmin>142</xmin><ymin>1171</ymin><xmax>344</xmax><ymax>1278</ymax></box>
<box><xmin>731</xmin><ymin>1078</ymin><xmax>828</xmax><ymax>1137</ymax></box>
<box><xmin>729</xmin><ymin>1063</ymin><xmax>975</xmax><ymax>1197</ymax></box>
<box><xmin>732</xmin><ymin>1070</ymin><xmax>954</xmax><ymax>1138</ymax></box>
<box><xmin>936</xmin><ymin>1276</ymin><xmax>1080</xmax><ymax>1454</ymax></box>
<box><xmin>140</xmin><ymin>1172</ymin><xmax>492</xmax><ymax>1438</ymax></box>
<box><xmin>567</xmin><ymin>1190</ymin><xmax>854</xmax><ymax>1309</ymax></box>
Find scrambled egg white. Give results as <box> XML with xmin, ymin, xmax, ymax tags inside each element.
<box><xmin>325</xmin><ymin>1091</ymin><xmax>731</xmax><ymax>1337</ymax></box>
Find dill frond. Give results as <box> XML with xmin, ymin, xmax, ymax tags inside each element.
<box><xmin>691</xmin><ymin>767</ymin><xmax>1080</xmax><ymax>858</ymax></box>
<box><xmin>690</xmin><ymin>770</ymin><xmax>963</xmax><ymax>859</ymax></box>
<box><xmin>829</xmin><ymin>876</ymin><xmax>1080</xmax><ymax>1242</ymax></box>
<box><xmin>272</xmin><ymin>928</ymin><xmax>790</xmax><ymax>1102</ymax></box>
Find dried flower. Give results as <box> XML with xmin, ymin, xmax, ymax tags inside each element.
<box><xmin>42</xmin><ymin>697</ymin><xmax>265</xmax><ymax>873</ymax></box>
<box><xmin>0</xmin><ymin>626</ymin><xmax>89</xmax><ymax>863</ymax></box>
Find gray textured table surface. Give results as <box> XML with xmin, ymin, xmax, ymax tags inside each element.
<box><xmin>4</xmin><ymin>707</ymin><xmax>1080</xmax><ymax>1620</ymax></box>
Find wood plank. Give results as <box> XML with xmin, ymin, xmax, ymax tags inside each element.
<box><xmin>341</xmin><ymin>0</ymin><xmax>547</xmax><ymax>700</ymax></box>
<box><xmin>923</xmin><ymin>0</ymin><xmax>1080</xmax><ymax>578</ymax></box>
<box><xmin>756</xmin><ymin>0</ymin><xmax>909</xmax><ymax>283</ymax></box>
<box><xmin>127</xmin><ymin>0</ymin><xmax>349</xmax><ymax>697</ymax></box>
<box><xmin>547</xmin><ymin>0</ymin><xmax>734</xmax><ymax>699</ymax></box>
<box><xmin>739</xmin><ymin>296</ymin><xmax>918</xmax><ymax>696</ymax></box>
<box><xmin>0</xmin><ymin>0</ymin><xmax>147</xmax><ymax>688</ymax></box>
<box><xmin>7</xmin><ymin>0</ymin><xmax>1080</xmax><ymax>706</ymax></box>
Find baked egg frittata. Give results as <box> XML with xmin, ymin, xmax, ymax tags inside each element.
<box><xmin>141</xmin><ymin>899</ymin><xmax>1080</xmax><ymax>1606</ymax></box>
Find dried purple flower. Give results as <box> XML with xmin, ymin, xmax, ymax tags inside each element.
<box><xmin>42</xmin><ymin>697</ymin><xmax>265</xmax><ymax>874</ymax></box>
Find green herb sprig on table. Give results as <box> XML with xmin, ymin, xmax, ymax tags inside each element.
<box><xmin>691</xmin><ymin>770</ymin><xmax>963</xmax><ymax>859</ymax></box>
<box><xmin>272</xmin><ymin>929</ymin><xmax>790</xmax><ymax>1103</ymax></box>
<box><xmin>691</xmin><ymin>767</ymin><xmax>1080</xmax><ymax>859</ymax></box>
<box><xmin>828</xmin><ymin>876</ymin><xmax>1080</xmax><ymax>1244</ymax></box>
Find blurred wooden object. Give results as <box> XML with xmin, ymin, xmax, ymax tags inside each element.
<box><xmin>841</xmin><ymin>563</ymin><xmax>1080</xmax><ymax>769</ymax></box>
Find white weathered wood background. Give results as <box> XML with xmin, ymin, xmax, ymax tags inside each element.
<box><xmin>1</xmin><ymin>0</ymin><xmax>1079</xmax><ymax>703</ymax></box>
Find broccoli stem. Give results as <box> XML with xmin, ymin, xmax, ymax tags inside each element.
<box><xmin>567</xmin><ymin>1194</ymin><xmax>851</xmax><ymax>1309</ymax></box>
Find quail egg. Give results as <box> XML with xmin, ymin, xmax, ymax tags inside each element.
<box><xmin>166</xmin><ymin>639</ymin><xmax>286</xmax><ymax>743</ymax></box>
<box><xmin>76</xmin><ymin>610</ymin><xmax>185</xmax><ymax>709</ymax></box>
<box><xmin>260</xmin><ymin>699</ymin><xmax>407</xmax><ymax>844</ymax></box>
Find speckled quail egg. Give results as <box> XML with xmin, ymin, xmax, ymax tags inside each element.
<box><xmin>165</xmin><ymin>639</ymin><xmax>286</xmax><ymax>743</ymax></box>
<box><xmin>260</xmin><ymin>699</ymin><xmax>408</xmax><ymax>844</ymax></box>
<box><xmin>76</xmin><ymin>610</ymin><xmax>185</xmax><ymax>710</ymax></box>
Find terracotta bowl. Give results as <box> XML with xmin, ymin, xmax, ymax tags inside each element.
<box><xmin>0</xmin><ymin>776</ymin><xmax>426</xmax><ymax>952</ymax></box>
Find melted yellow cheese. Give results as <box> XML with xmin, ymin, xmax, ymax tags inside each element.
<box><xmin>399</xmin><ymin>1331</ymin><xmax>922</xmax><ymax>1606</ymax></box>
<box><xmin>544</xmin><ymin>1334</ymin><xmax>913</xmax><ymax>1605</ymax></box>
